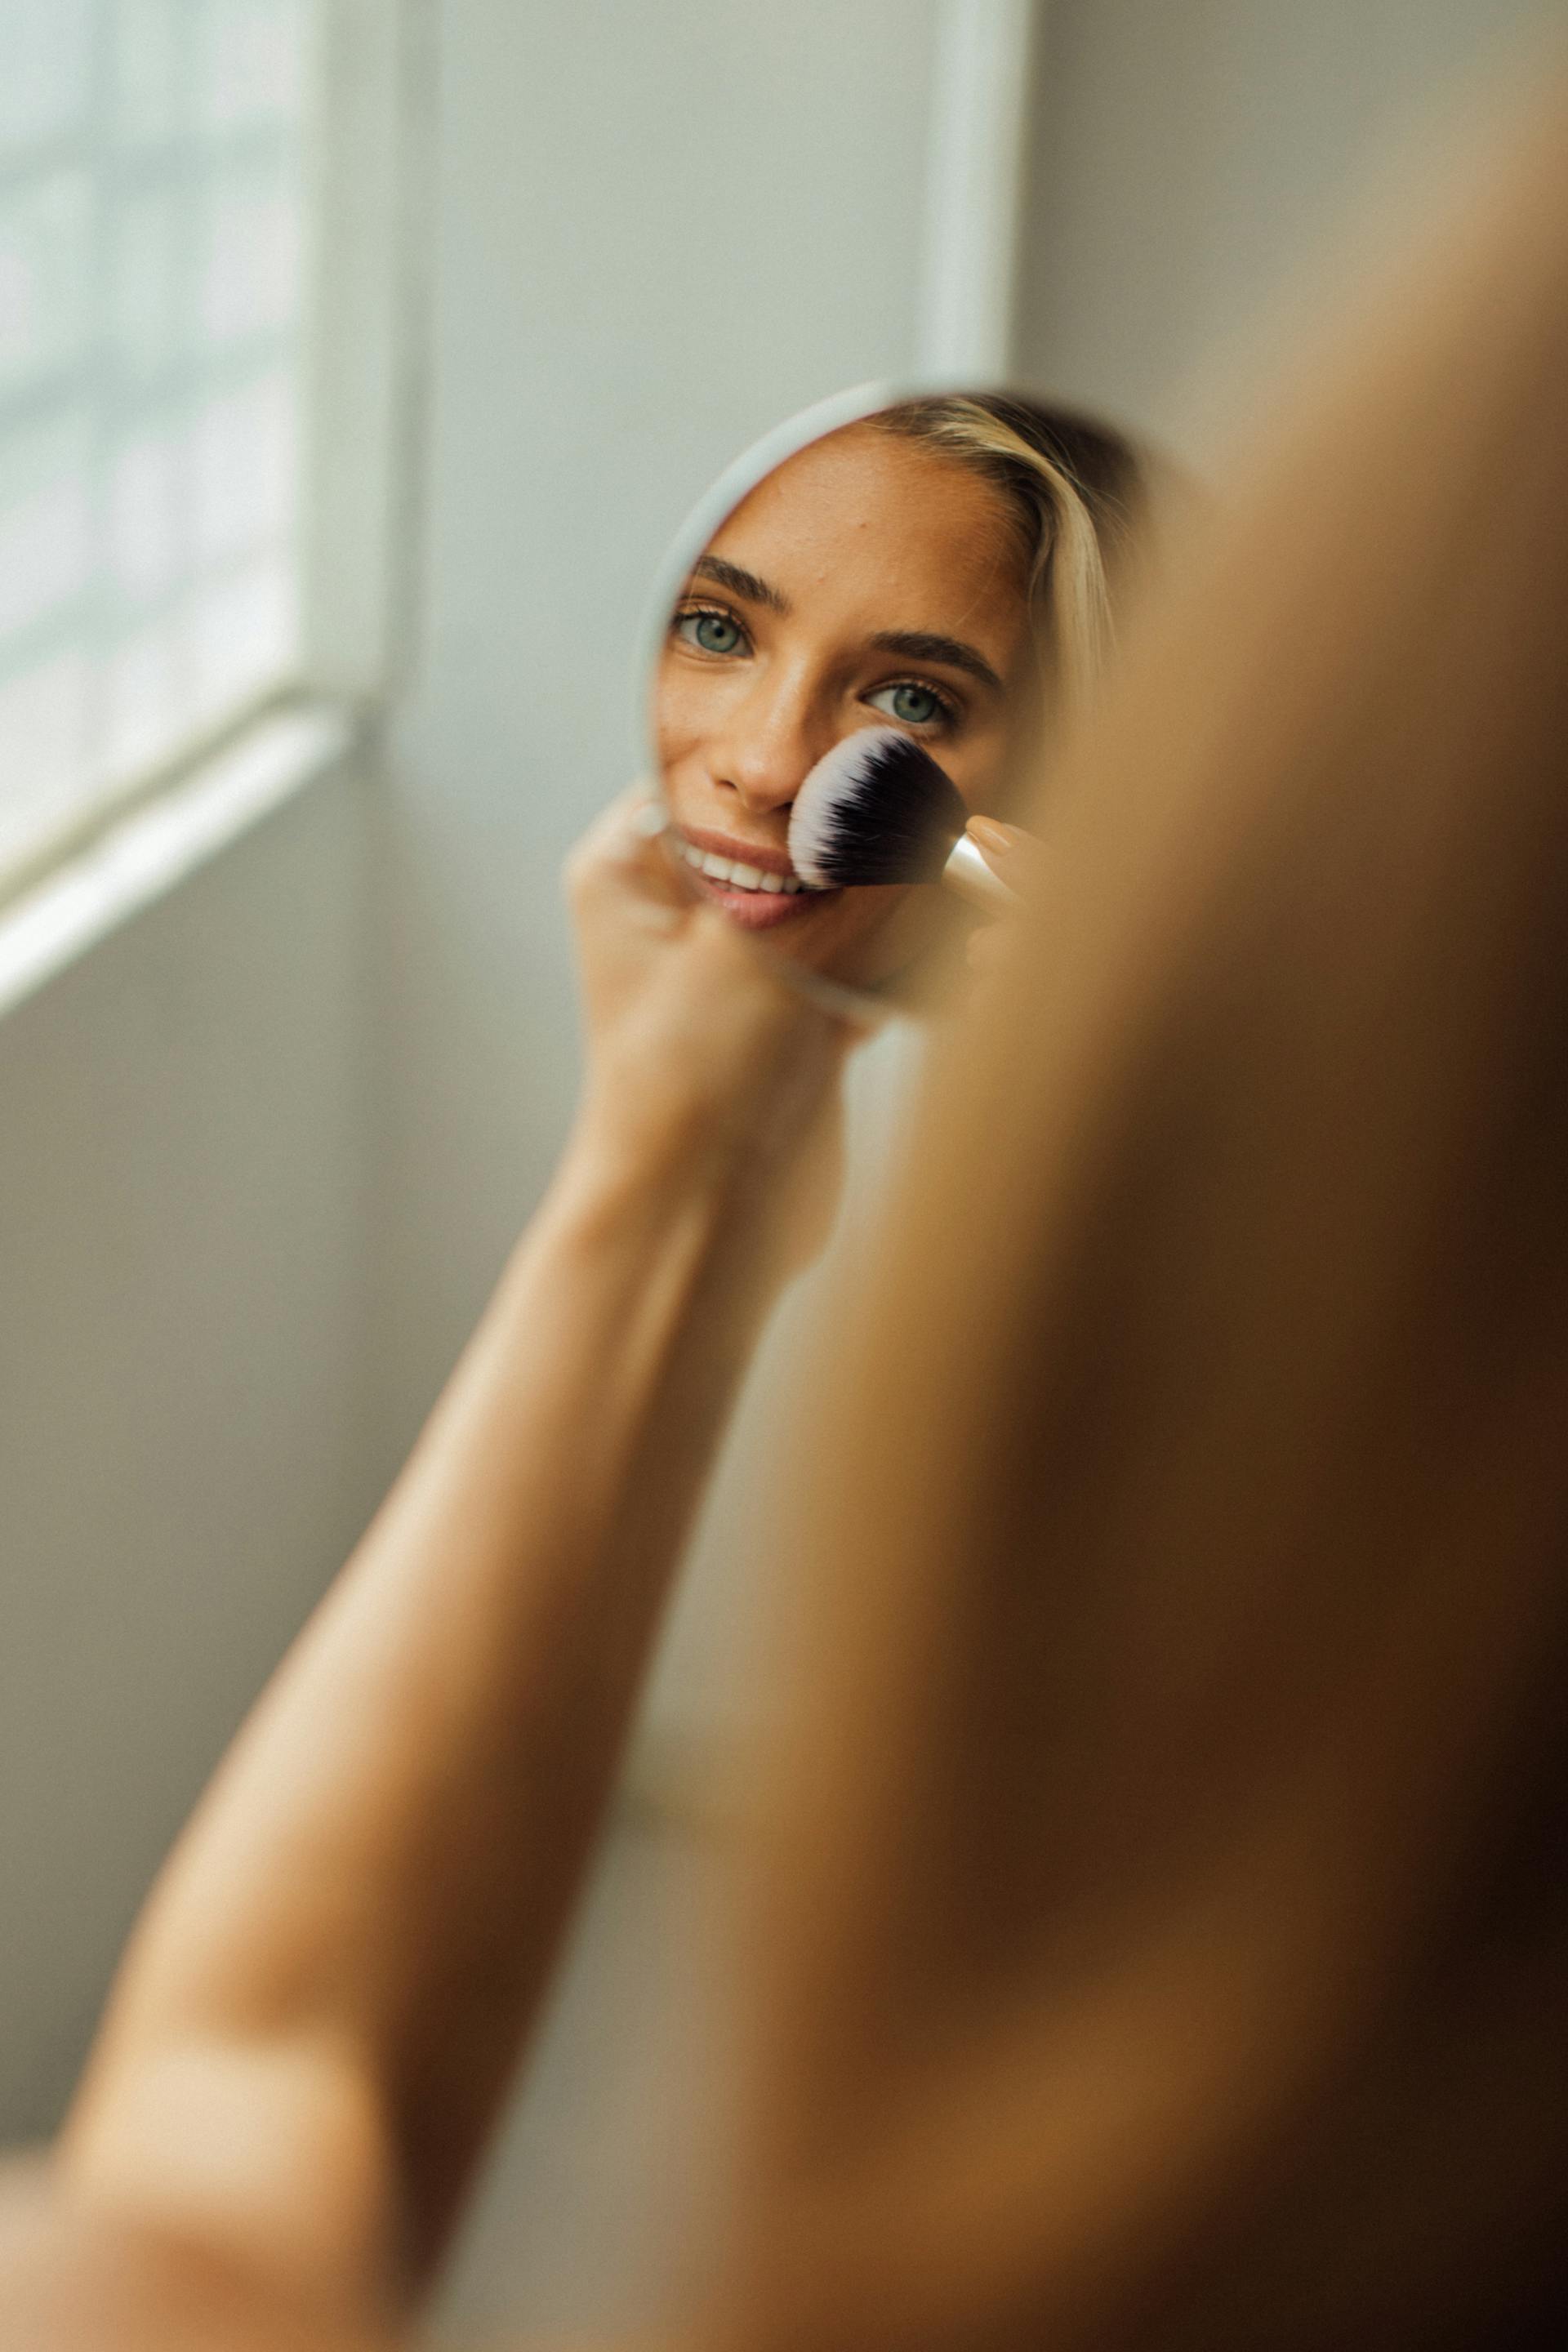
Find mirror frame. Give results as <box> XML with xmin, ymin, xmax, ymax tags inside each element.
<box><xmin>635</xmin><ymin>374</ymin><xmax>1147</xmax><ymax>1018</ymax></box>
<box><xmin>635</xmin><ymin>376</ymin><xmax>975</xmax><ymax>1022</ymax></box>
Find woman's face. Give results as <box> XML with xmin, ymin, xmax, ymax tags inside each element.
<box><xmin>654</xmin><ymin>422</ymin><xmax>1032</xmax><ymax>991</ymax></box>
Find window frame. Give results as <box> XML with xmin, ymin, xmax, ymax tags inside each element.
<box><xmin>0</xmin><ymin>0</ymin><xmax>430</xmax><ymax>923</ymax></box>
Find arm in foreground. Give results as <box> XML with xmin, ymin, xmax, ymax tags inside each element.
<box><xmin>712</xmin><ymin>73</ymin><xmax>1568</xmax><ymax>2352</ymax></box>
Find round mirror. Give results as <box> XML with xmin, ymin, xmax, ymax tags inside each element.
<box><xmin>643</xmin><ymin>381</ymin><xmax>1152</xmax><ymax>1009</ymax></box>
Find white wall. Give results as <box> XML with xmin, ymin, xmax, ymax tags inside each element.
<box><xmin>0</xmin><ymin>757</ymin><xmax>376</xmax><ymax>2139</ymax></box>
<box><xmin>1014</xmin><ymin>0</ymin><xmax>1562</xmax><ymax>457</ymax></box>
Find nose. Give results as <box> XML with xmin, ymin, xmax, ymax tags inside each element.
<box><xmin>707</xmin><ymin>665</ymin><xmax>826</xmax><ymax>817</ymax></box>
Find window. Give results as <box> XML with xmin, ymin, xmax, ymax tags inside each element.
<box><xmin>0</xmin><ymin>0</ymin><xmax>318</xmax><ymax>895</ymax></box>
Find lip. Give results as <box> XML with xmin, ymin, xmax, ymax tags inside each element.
<box><xmin>677</xmin><ymin>823</ymin><xmax>798</xmax><ymax>878</ymax></box>
<box><xmin>674</xmin><ymin>822</ymin><xmax>840</xmax><ymax>930</ymax></box>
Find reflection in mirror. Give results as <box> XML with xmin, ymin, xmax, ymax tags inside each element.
<box><xmin>648</xmin><ymin>389</ymin><xmax>1149</xmax><ymax>1001</ymax></box>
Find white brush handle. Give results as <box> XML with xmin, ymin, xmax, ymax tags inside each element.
<box><xmin>944</xmin><ymin>831</ymin><xmax>1019</xmax><ymax>911</ymax></box>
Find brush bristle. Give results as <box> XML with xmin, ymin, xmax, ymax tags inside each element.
<box><xmin>788</xmin><ymin>728</ymin><xmax>968</xmax><ymax>889</ymax></box>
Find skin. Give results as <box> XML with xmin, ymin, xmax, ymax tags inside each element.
<box><xmin>11</xmin><ymin>80</ymin><xmax>1568</xmax><ymax>2345</ymax></box>
<box><xmin>1</xmin><ymin>794</ymin><xmax>855</xmax><ymax>2349</ymax></box>
<box><xmin>655</xmin><ymin>421</ymin><xmax>1035</xmax><ymax>992</ymax></box>
<box><xmin>0</xmin><ymin>440</ymin><xmax>1058</xmax><ymax>2347</ymax></box>
<box><xmin>0</xmin><ymin>783</ymin><xmax>1021</xmax><ymax>2352</ymax></box>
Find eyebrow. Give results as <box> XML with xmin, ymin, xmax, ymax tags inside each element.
<box><xmin>692</xmin><ymin>555</ymin><xmax>791</xmax><ymax>614</ymax></box>
<box><xmin>869</xmin><ymin>629</ymin><xmax>1005</xmax><ymax>695</ymax></box>
<box><xmin>687</xmin><ymin>564</ymin><xmax>1005</xmax><ymax>693</ymax></box>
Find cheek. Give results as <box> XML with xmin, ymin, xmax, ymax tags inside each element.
<box><xmin>652</xmin><ymin>652</ymin><xmax>692</xmax><ymax>768</ymax></box>
<box><xmin>653</xmin><ymin>657</ymin><xmax>746</xmax><ymax>771</ymax></box>
<box><xmin>941</xmin><ymin>720</ymin><xmax>1012</xmax><ymax>813</ymax></box>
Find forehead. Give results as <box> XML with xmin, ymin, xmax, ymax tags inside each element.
<box><xmin>704</xmin><ymin>421</ymin><xmax>1026</xmax><ymax>639</ymax></box>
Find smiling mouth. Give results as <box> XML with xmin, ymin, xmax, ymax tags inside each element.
<box><xmin>674</xmin><ymin>840</ymin><xmax>817</xmax><ymax>895</ymax></box>
<box><xmin>672</xmin><ymin>830</ymin><xmax>838</xmax><ymax>930</ymax></box>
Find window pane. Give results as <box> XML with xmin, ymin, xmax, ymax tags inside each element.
<box><xmin>0</xmin><ymin>0</ymin><xmax>317</xmax><ymax>889</ymax></box>
<box><xmin>102</xmin><ymin>612</ymin><xmax>182</xmax><ymax>778</ymax></box>
<box><xmin>0</xmin><ymin>0</ymin><xmax>95</xmax><ymax>156</ymax></box>
<box><xmin>0</xmin><ymin>174</ymin><xmax>95</xmax><ymax>393</ymax></box>
<box><xmin>189</xmin><ymin>370</ymin><xmax>299</xmax><ymax>565</ymax></box>
<box><xmin>189</xmin><ymin>552</ymin><xmax>296</xmax><ymax>728</ymax></box>
<box><xmin>109</xmin><ymin>182</ymin><xmax>188</xmax><ymax>386</ymax></box>
<box><xmin>0</xmin><ymin>653</ymin><xmax>95</xmax><ymax>872</ymax></box>
<box><xmin>196</xmin><ymin>158</ymin><xmax>305</xmax><ymax>350</ymax></box>
<box><xmin>0</xmin><ymin>415</ymin><xmax>96</xmax><ymax>642</ymax></box>
<box><xmin>108</xmin><ymin>421</ymin><xmax>184</xmax><ymax>605</ymax></box>
<box><xmin>194</xmin><ymin>0</ymin><xmax>308</xmax><ymax>135</ymax></box>
<box><xmin>110</xmin><ymin>0</ymin><xmax>186</xmax><ymax>149</ymax></box>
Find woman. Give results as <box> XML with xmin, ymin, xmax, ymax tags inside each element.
<box><xmin>0</xmin><ymin>790</ymin><xmax>860</xmax><ymax>2347</ymax></box>
<box><xmin>0</xmin><ymin>407</ymin><xmax>1095</xmax><ymax>2349</ymax></box>
<box><xmin>9</xmin><ymin>76</ymin><xmax>1568</xmax><ymax>2345</ymax></box>
<box><xmin>656</xmin><ymin>395</ymin><xmax>1144</xmax><ymax>991</ymax></box>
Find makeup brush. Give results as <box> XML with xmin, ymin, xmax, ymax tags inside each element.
<box><xmin>788</xmin><ymin>728</ymin><xmax>1018</xmax><ymax>911</ymax></box>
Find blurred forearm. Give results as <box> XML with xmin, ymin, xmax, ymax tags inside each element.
<box><xmin>60</xmin><ymin>1111</ymin><xmax>795</xmax><ymax>2314</ymax></box>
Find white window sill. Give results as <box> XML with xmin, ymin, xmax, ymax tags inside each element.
<box><xmin>0</xmin><ymin>702</ymin><xmax>363</xmax><ymax>1022</ymax></box>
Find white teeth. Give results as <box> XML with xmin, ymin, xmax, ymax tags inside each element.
<box><xmin>677</xmin><ymin>840</ymin><xmax>806</xmax><ymax>894</ymax></box>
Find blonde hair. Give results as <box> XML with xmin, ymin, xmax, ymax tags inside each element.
<box><xmin>871</xmin><ymin>394</ymin><xmax>1147</xmax><ymax>719</ymax></box>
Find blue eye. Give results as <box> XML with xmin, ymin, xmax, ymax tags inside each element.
<box><xmin>868</xmin><ymin>680</ymin><xmax>951</xmax><ymax>728</ymax></box>
<box><xmin>675</xmin><ymin>608</ymin><xmax>747</xmax><ymax>656</ymax></box>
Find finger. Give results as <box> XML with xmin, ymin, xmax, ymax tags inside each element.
<box><xmin>569</xmin><ymin>779</ymin><xmax>662</xmax><ymax>867</ymax></box>
<box><xmin>566</xmin><ymin>782</ymin><xmax>694</xmax><ymax>918</ymax></box>
<box><xmin>966</xmin><ymin>814</ymin><xmax>1047</xmax><ymax>889</ymax></box>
